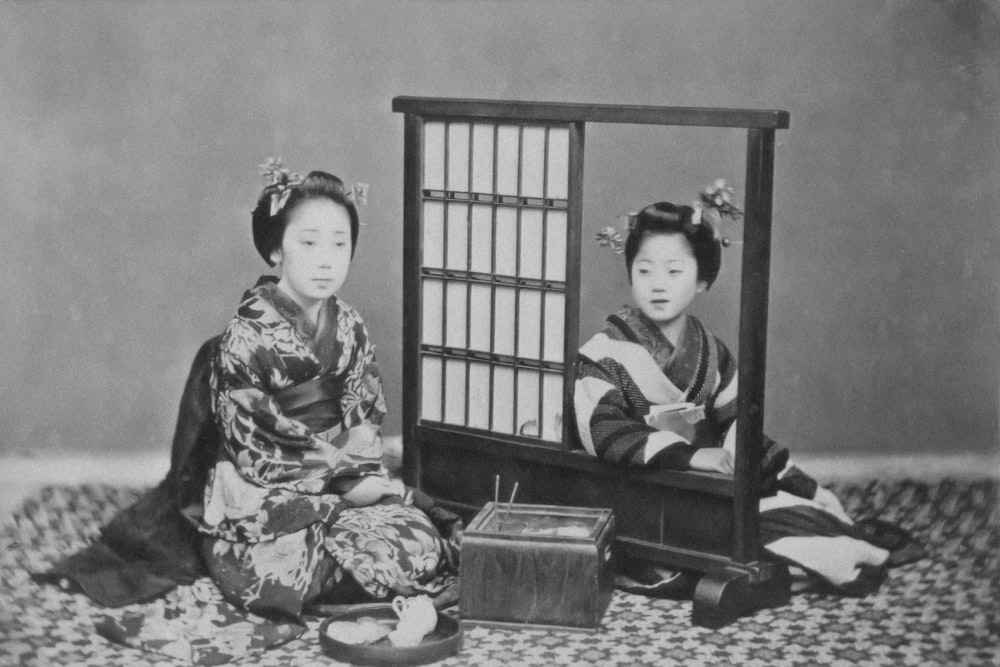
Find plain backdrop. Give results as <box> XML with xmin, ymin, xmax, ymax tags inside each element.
<box><xmin>1</xmin><ymin>0</ymin><xmax>997</xmax><ymax>462</ymax></box>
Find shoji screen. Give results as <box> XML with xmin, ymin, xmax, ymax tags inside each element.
<box><xmin>418</xmin><ymin>121</ymin><xmax>570</xmax><ymax>442</ymax></box>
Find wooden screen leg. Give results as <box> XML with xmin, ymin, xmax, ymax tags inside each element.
<box><xmin>692</xmin><ymin>571</ymin><xmax>751</xmax><ymax>629</ymax></box>
<box><xmin>691</xmin><ymin>563</ymin><xmax>791</xmax><ymax>629</ymax></box>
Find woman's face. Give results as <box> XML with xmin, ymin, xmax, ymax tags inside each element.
<box><xmin>630</xmin><ymin>232</ymin><xmax>706</xmax><ymax>334</ymax></box>
<box><xmin>271</xmin><ymin>198</ymin><xmax>353</xmax><ymax>313</ymax></box>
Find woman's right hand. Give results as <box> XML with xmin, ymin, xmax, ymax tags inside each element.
<box><xmin>341</xmin><ymin>475</ymin><xmax>403</xmax><ymax>507</ymax></box>
<box><xmin>813</xmin><ymin>485</ymin><xmax>853</xmax><ymax>524</ymax></box>
<box><xmin>689</xmin><ymin>447</ymin><xmax>734</xmax><ymax>474</ymax></box>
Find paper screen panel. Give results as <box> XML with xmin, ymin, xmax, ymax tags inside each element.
<box><xmin>444</xmin><ymin>281</ymin><xmax>467</xmax><ymax>348</ymax></box>
<box><xmin>544</xmin><ymin>210</ymin><xmax>567</xmax><ymax>281</ymax></box>
<box><xmin>492</xmin><ymin>365</ymin><xmax>515</xmax><ymax>434</ymax></box>
<box><xmin>420</xmin><ymin>356</ymin><xmax>442</xmax><ymax>422</ymax></box>
<box><xmin>519</xmin><ymin>208</ymin><xmax>543</xmax><ymax>280</ymax></box>
<box><xmin>542</xmin><ymin>371</ymin><xmax>563</xmax><ymax>441</ymax></box>
<box><xmin>445</xmin><ymin>203</ymin><xmax>469</xmax><ymax>271</ymax></box>
<box><xmin>467</xmin><ymin>362</ymin><xmax>491</xmax><ymax>430</ymax></box>
<box><xmin>515</xmin><ymin>369</ymin><xmax>540</xmax><ymax>437</ymax></box>
<box><xmin>446</xmin><ymin>122</ymin><xmax>470</xmax><ymax>191</ymax></box>
<box><xmin>443</xmin><ymin>359</ymin><xmax>467</xmax><ymax>425</ymax></box>
<box><xmin>471</xmin><ymin>123</ymin><xmax>495</xmax><ymax>194</ymax></box>
<box><xmin>495</xmin><ymin>125</ymin><xmax>520</xmax><ymax>196</ymax></box>
<box><xmin>468</xmin><ymin>284</ymin><xmax>492</xmax><ymax>352</ymax></box>
<box><xmin>517</xmin><ymin>289</ymin><xmax>542</xmax><ymax>360</ymax></box>
<box><xmin>422</xmin><ymin>201</ymin><xmax>445</xmax><ymax>268</ymax></box>
<box><xmin>494</xmin><ymin>207</ymin><xmax>518</xmax><ymax>277</ymax></box>
<box><xmin>469</xmin><ymin>204</ymin><xmax>492</xmax><ymax>273</ymax></box>
<box><xmin>421</xmin><ymin>278</ymin><xmax>443</xmax><ymax>346</ymax></box>
<box><xmin>424</xmin><ymin>122</ymin><xmax>445</xmax><ymax>191</ymax></box>
<box><xmin>520</xmin><ymin>126</ymin><xmax>546</xmax><ymax>198</ymax></box>
<box><xmin>492</xmin><ymin>286</ymin><xmax>516</xmax><ymax>357</ymax></box>
<box><xmin>542</xmin><ymin>291</ymin><xmax>564</xmax><ymax>362</ymax></box>
<box><xmin>545</xmin><ymin>127</ymin><xmax>569</xmax><ymax>200</ymax></box>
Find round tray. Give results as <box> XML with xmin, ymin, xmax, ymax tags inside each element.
<box><xmin>318</xmin><ymin>604</ymin><xmax>463</xmax><ymax>666</ymax></box>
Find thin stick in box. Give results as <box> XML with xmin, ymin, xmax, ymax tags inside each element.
<box><xmin>493</xmin><ymin>475</ymin><xmax>500</xmax><ymax>530</ymax></box>
<box><xmin>499</xmin><ymin>481</ymin><xmax>519</xmax><ymax>532</ymax></box>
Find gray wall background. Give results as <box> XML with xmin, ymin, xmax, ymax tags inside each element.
<box><xmin>1</xmin><ymin>0</ymin><xmax>997</xmax><ymax>460</ymax></box>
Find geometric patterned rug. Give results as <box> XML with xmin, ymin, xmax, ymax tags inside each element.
<box><xmin>1</xmin><ymin>479</ymin><xmax>997</xmax><ymax>666</ymax></box>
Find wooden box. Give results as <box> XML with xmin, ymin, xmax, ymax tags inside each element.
<box><xmin>459</xmin><ymin>503</ymin><xmax>615</xmax><ymax>631</ymax></box>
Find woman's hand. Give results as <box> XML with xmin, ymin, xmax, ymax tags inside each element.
<box><xmin>689</xmin><ymin>448</ymin><xmax>734</xmax><ymax>474</ymax></box>
<box><xmin>341</xmin><ymin>475</ymin><xmax>405</xmax><ymax>507</ymax></box>
<box><xmin>813</xmin><ymin>486</ymin><xmax>853</xmax><ymax>524</ymax></box>
<box><xmin>384</xmin><ymin>477</ymin><xmax>406</xmax><ymax>498</ymax></box>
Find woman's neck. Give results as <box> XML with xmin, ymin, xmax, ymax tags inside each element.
<box><xmin>275</xmin><ymin>278</ymin><xmax>326</xmax><ymax>327</ymax></box>
<box><xmin>658</xmin><ymin>313</ymin><xmax>688</xmax><ymax>347</ymax></box>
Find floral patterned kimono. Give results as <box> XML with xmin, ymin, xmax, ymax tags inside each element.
<box><xmin>87</xmin><ymin>278</ymin><xmax>456</xmax><ymax>664</ymax></box>
<box><xmin>574</xmin><ymin>305</ymin><xmax>896</xmax><ymax>595</ymax></box>
<box><xmin>195</xmin><ymin>276</ymin><xmax>456</xmax><ymax>619</ymax></box>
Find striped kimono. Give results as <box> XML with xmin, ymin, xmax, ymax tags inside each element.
<box><xmin>575</xmin><ymin>306</ymin><xmax>891</xmax><ymax>594</ymax></box>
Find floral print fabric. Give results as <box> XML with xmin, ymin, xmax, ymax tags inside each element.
<box><xmin>193</xmin><ymin>277</ymin><xmax>453</xmax><ymax>618</ymax></box>
<box><xmin>325</xmin><ymin>500</ymin><xmax>457</xmax><ymax>599</ymax></box>
<box><xmin>94</xmin><ymin>578</ymin><xmax>303</xmax><ymax>665</ymax></box>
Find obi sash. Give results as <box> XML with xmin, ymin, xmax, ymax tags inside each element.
<box><xmin>273</xmin><ymin>372</ymin><xmax>346</xmax><ymax>433</ymax></box>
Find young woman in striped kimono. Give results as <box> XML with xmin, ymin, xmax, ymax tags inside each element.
<box><xmin>576</xmin><ymin>200</ymin><xmax>919</xmax><ymax>595</ymax></box>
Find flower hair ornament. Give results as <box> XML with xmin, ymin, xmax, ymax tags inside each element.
<box><xmin>259</xmin><ymin>157</ymin><xmax>370</xmax><ymax>216</ymax></box>
<box><xmin>596</xmin><ymin>179</ymin><xmax>744</xmax><ymax>253</ymax></box>
<box><xmin>259</xmin><ymin>157</ymin><xmax>303</xmax><ymax>216</ymax></box>
<box><xmin>692</xmin><ymin>179</ymin><xmax>743</xmax><ymax>247</ymax></box>
<box><xmin>595</xmin><ymin>215</ymin><xmax>631</xmax><ymax>254</ymax></box>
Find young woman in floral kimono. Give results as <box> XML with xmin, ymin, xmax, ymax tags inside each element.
<box><xmin>576</xmin><ymin>199</ymin><xmax>921</xmax><ymax>596</ymax></box>
<box><xmin>195</xmin><ymin>164</ymin><xmax>457</xmax><ymax>620</ymax></box>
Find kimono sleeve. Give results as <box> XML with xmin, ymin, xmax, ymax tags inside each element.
<box><xmin>705</xmin><ymin>336</ymin><xmax>739</xmax><ymax>433</ymax></box>
<box><xmin>574</xmin><ymin>353</ymin><xmax>698</xmax><ymax>469</ymax></box>
<box><xmin>707</xmin><ymin>336</ymin><xmax>817</xmax><ymax>499</ymax></box>
<box><xmin>214</xmin><ymin>318</ymin><xmax>354</xmax><ymax>493</ymax></box>
<box><xmin>339</xmin><ymin>318</ymin><xmax>387</xmax><ymax>430</ymax></box>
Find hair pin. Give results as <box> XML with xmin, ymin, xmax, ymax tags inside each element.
<box><xmin>595</xmin><ymin>211</ymin><xmax>635</xmax><ymax>254</ymax></box>
<box><xmin>597</xmin><ymin>180</ymin><xmax>744</xmax><ymax>251</ymax></box>
<box><xmin>347</xmin><ymin>182</ymin><xmax>370</xmax><ymax>207</ymax></box>
<box><xmin>259</xmin><ymin>157</ymin><xmax>370</xmax><ymax>215</ymax></box>
<box><xmin>259</xmin><ymin>157</ymin><xmax>303</xmax><ymax>216</ymax></box>
<box><xmin>692</xmin><ymin>180</ymin><xmax>743</xmax><ymax>247</ymax></box>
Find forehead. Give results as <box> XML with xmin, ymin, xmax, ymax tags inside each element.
<box><xmin>285</xmin><ymin>198</ymin><xmax>352</xmax><ymax>234</ymax></box>
<box><xmin>635</xmin><ymin>232</ymin><xmax>695</xmax><ymax>261</ymax></box>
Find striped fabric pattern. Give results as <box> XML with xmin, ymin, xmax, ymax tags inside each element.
<box><xmin>574</xmin><ymin>308</ymin><xmax>736</xmax><ymax>468</ymax></box>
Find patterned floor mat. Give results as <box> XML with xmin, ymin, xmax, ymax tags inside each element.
<box><xmin>1</xmin><ymin>480</ymin><xmax>997</xmax><ymax>666</ymax></box>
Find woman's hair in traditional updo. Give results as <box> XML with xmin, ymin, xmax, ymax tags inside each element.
<box><xmin>623</xmin><ymin>201</ymin><xmax>722</xmax><ymax>288</ymax></box>
<box><xmin>251</xmin><ymin>171</ymin><xmax>360</xmax><ymax>266</ymax></box>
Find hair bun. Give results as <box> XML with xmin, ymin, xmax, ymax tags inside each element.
<box><xmin>250</xmin><ymin>164</ymin><xmax>362</xmax><ymax>266</ymax></box>
<box><xmin>303</xmin><ymin>171</ymin><xmax>346</xmax><ymax>195</ymax></box>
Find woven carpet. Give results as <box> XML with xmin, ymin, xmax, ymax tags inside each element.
<box><xmin>1</xmin><ymin>479</ymin><xmax>997</xmax><ymax>666</ymax></box>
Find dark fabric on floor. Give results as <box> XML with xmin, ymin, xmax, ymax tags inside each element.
<box><xmin>33</xmin><ymin>336</ymin><xmax>220</xmax><ymax>607</ymax></box>
<box><xmin>2</xmin><ymin>479</ymin><xmax>998</xmax><ymax>666</ymax></box>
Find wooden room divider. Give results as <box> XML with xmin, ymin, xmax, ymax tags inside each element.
<box><xmin>392</xmin><ymin>96</ymin><xmax>790</xmax><ymax>627</ymax></box>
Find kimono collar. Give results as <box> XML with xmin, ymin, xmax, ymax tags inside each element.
<box><xmin>606</xmin><ymin>305</ymin><xmax>705</xmax><ymax>391</ymax></box>
<box><xmin>247</xmin><ymin>276</ymin><xmax>343</xmax><ymax>361</ymax></box>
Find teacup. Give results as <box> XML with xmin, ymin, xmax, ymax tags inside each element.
<box><xmin>391</xmin><ymin>594</ymin><xmax>437</xmax><ymax>637</ymax></box>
